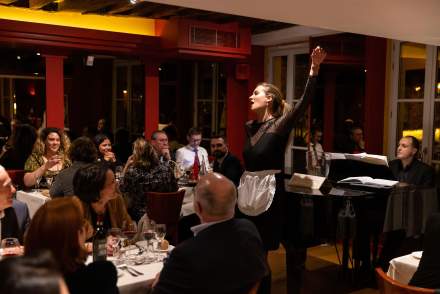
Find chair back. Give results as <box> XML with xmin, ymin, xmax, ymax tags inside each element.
<box><xmin>7</xmin><ymin>169</ymin><xmax>25</xmax><ymax>190</ymax></box>
<box><xmin>375</xmin><ymin>268</ymin><xmax>435</xmax><ymax>294</ymax></box>
<box><xmin>146</xmin><ymin>189</ymin><xmax>185</xmax><ymax>245</ymax></box>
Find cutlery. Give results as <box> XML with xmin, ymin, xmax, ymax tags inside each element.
<box><xmin>127</xmin><ymin>266</ymin><xmax>143</xmax><ymax>275</ymax></box>
<box><xmin>119</xmin><ymin>265</ymin><xmax>138</xmax><ymax>277</ymax></box>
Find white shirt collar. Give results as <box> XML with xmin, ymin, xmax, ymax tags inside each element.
<box><xmin>190</xmin><ymin>217</ymin><xmax>233</xmax><ymax>236</ymax></box>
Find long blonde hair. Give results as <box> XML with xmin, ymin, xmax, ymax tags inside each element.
<box><xmin>257</xmin><ymin>82</ymin><xmax>291</xmax><ymax>117</ymax></box>
<box><xmin>132</xmin><ymin>138</ymin><xmax>159</xmax><ymax>170</ymax></box>
<box><xmin>32</xmin><ymin>127</ymin><xmax>70</xmax><ymax>162</ymax></box>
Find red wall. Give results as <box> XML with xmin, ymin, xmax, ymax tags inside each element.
<box><xmin>225</xmin><ymin>46</ymin><xmax>264</xmax><ymax>160</ymax></box>
<box><xmin>364</xmin><ymin>36</ymin><xmax>387</xmax><ymax>154</ymax></box>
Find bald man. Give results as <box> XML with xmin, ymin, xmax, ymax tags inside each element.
<box><xmin>152</xmin><ymin>173</ymin><xmax>268</xmax><ymax>294</ymax></box>
<box><xmin>0</xmin><ymin>165</ymin><xmax>22</xmax><ymax>242</ymax></box>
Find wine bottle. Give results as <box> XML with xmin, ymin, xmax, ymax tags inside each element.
<box><xmin>93</xmin><ymin>215</ymin><xmax>107</xmax><ymax>262</ymax></box>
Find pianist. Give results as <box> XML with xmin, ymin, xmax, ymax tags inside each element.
<box><xmin>389</xmin><ymin>136</ymin><xmax>434</xmax><ymax>187</ymax></box>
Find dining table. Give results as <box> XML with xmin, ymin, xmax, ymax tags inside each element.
<box><xmin>387</xmin><ymin>251</ymin><xmax>421</xmax><ymax>285</ymax></box>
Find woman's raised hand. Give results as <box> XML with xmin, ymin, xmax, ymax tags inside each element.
<box><xmin>310</xmin><ymin>46</ymin><xmax>327</xmax><ymax>76</ymax></box>
<box><xmin>45</xmin><ymin>154</ymin><xmax>62</xmax><ymax>169</ymax></box>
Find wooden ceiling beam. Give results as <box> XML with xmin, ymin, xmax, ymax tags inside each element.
<box><xmin>0</xmin><ymin>0</ymin><xmax>21</xmax><ymax>4</ymax></box>
<box><xmin>59</xmin><ymin>0</ymin><xmax>120</xmax><ymax>13</ymax></box>
<box><xmin>29</xmin><ymin>0</ymin><xmax>56</xmax><ymax>9</ymax></box>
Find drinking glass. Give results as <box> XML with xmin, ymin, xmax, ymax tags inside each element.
<box><xmin>122</xmin><ymin>220</ymin><xmax>137</xmax><ymax>246</ymax></box>
<box><xmin>115</xmin><ymin>166</ymin><xmax>123</xmax><ymax>184</ymax></box>
<box><xmin>35</xmin><ymin>176</ymin><xmax>42</xmax><ymax>192</ymax></box>
<box><xmin>1</xmin><ymin>238</ymin><xmax>21</xmax><ymax>257</ymax></box>
<box><xmin>142</xmin><ymin>219</ymin><xmax>156</xmax><ymax>262</ymax></box>
<box><xmin>45</xmin><ymin>176</ymin><xmax>54</xmax><ymax>189</ymax></box>
<box><xmin>108</xmin><ymin>228</ymin><xmax>122</xmax><ymax>258</ymax></box>
<box><xmin>154</xmin><ymin>224</ymin><xmax>167</xmax><ymax>249</ymax></box>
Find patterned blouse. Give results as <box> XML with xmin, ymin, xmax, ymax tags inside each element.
<box><xmin>24</xmin><ymin>152</ymin><xmax>71</xmax><ymax>182</ymax></box>
<box><xmin>120</xmin><ymin>162</ymin><xmax>178</xmax><ymax>222</ymax></box>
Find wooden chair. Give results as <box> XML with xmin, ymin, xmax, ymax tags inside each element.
<box><xmin>375</xmin><ymin>268</ymin><xmax>436</xmax><ymax>294</ymax></box>
<box><xmin>7</xmin><ymin>169</ymin><xmax>25</xmax><ymax>190</ymax></box>
<box><xmin>146</xmin><ymin>190</ymin><xmax>185</xmax><ymax>245</ymax></box>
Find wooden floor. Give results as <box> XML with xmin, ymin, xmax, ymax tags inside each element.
<box><xmin>269</xmin><ymin>244</ymin><xmax>379</xmax><ymax>294</ymax></box>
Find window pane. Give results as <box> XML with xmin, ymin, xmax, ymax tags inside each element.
<box><xmin>436</xmin><ymin>48</ymin><xmax>440</xmax><ymax>98</ymax></box>
<box><xmin>432</xmin><ymin>102</ymin><xmax>440</xmax><ymax>160</ymax></box>
<box><xmin>397</xmin><ymin>102</ymin><xmax>423</xmax><ymax>146</ymax></box>
<box><xmin>398</xmin><ymin>43</ymin><xmax>426</xmax><ymax>99</ymax></box>
<box><xmin>294</xmin><ymin>54</ymin><xmax>309</xmax><ymax>99</ymax></box>
<box><xmin>272</xmin><ymin>56</ymin><xmax>287</xmax><ymax>99</ymax></box>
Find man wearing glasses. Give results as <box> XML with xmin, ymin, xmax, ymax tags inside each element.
<box><xmin>176</xmin><ymin>128</ymin><xmax>211</xmax><ymax>177</ymax></box>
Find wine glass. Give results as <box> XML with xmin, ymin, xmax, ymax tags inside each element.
<box><xmin>142</xmin><ymin>219</ymin><xmax>156</xmax><ymax>261</ymax></box>
<box><xmin>122</xmin><ymin>220</ymin><xmax>137</xmax><ymax>246</ymax></box>
<box><xmin>1</xmin><ymin>238</ymin><xmax>21</xmax><ymax>257</ymax></box>
<box><xmin>108</xmin><ymin>228</ymin><xmax>122</xmax><ymax>258</ymax></box>
<box><xmin>35</xmin><ymin>176</ymin><xmax>42</xmax><ymax>192</ymax></box>
<box><xmin>154</xmin><ymin>224</ymin><xmax>167</xmax><ymax>249</ymax></box>
<box><xmin>46</xmin><ymin>176</ymin><xmax>54</xmax><ymax>189</ymax></box>
<box><xmin>115</xmin><ymin>166</ymin><xmax>123</xmax><ymax>184</ymax></box>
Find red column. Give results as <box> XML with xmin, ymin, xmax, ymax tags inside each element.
<box><xmin>364</xmin><ymin>36</ymin><xmax>387</xmax><ymax>154</ymax></box>
<box><xmin>45</xmin><ymin>55</ymin><xmax>64</xmax><ymax>129</ymax></box>
<box><xmin>144</xmin><ymin>62</ymin><xmax>160</xmax><ymax>139</ymax></box>
<box><xmin>226</xmin><ymin>64</ymin><xmax>248</xmax><ymax>161</ymax></box>
<box><xmin>323</xmin><ymin>71</ymin><xmax>336</xmax><ymax>151</ymax></box>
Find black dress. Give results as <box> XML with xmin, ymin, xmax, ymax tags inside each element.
<box><xmin>242</xmin><ymin>76</ymin><xmax>317</xmax><ymax>250</ymax></box>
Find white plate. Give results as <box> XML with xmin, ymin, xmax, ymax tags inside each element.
<box><xmin>411</xmin><ymin>251</ymin><xmax>423</xmax><ymax>259</ymax></box>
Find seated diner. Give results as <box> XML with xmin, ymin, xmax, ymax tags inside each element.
<box><xmin>23</xmin><ymin>127</ymin><xmax>71</xmax><ymax>188</ymax></box>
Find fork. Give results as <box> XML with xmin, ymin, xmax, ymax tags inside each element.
<box><xmin>118</xmin><ymin>265</ymin><xmax>138</xmax><ymax>277</ymax></box>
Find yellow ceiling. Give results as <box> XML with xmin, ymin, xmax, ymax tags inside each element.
<box><xmin>0</xmin><ymin>6</ymin><xmax>156</xmax><ymax>36</ymax></box>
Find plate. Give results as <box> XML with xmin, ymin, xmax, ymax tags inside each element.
<box><xmin>411</xmin><ymin>251</ymin><xmax>423</xmax><ymax>259</ymax></box>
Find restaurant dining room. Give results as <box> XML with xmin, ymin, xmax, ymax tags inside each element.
<box><xmin>1</xmin><ymin>0</ymin><xmax>440</xmax><ymax>294</ymax></box>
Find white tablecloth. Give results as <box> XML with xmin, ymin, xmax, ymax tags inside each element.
<box><xmin>16</xmin><ymin>190</ymin><xmax>49</xmax><ymax>218</ymax></box>
<box><xmin>387</xmin><ymin>252</ymin><xmax>422</xmax><ymax>284</ymax></box>
<box><xmin>180</xmin><ymin>187</ymin><xmax>195</xmax><ymax>216</ymax></box>
<box><xmin>118</xmin><ymin>262</ymin><xmax>163</xmax><ymax>294</ymax></box>
<box><xmin>86</xmin><ymin>256</ymin><xmax>163</xmax><ymax>294</ymax></box>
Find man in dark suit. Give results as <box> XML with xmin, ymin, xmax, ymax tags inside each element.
<box><xmin>0</xmin><ymin>165</ymin><xmax>22</xmax><ymax>242</ymax></box>
<box><xmin>210</xmin><ymin>135</ymin><xmax>243</xmax><ymax>186</ymax></box>
<box><xmin>152</xmin><ymin>173</ymin><xmax>268</xmax><ymax>294</ymax></box>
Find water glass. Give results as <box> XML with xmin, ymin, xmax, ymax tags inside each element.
<box><xmin>155</xmin><ymin>224</ymin><xmax>167</xmax><ymax>248</ymax></box>
<box><xmin>108</xmin><ymin>228</ymin><xmax>122</xmax><ymax>257</ymax></box>
<box><xmin>1</xmin><ymin>238</ymin><xmax>21</xmax><ymax>257</ymax></box>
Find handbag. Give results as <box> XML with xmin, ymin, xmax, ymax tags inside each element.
<box><xmin>237</xmin><ymin>170</ymin><xmax>280</xmax><ymax>216</ymax></box>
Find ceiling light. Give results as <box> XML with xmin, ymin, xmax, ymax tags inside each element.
<box><xmin>415</xmin><ymin>86</ymin><xmax>421</xmax><ymax>92</ymax></box>
<box><xmin>36</xmin><ymin>52</ymin><xmax>41</xmax><ymax>56</ymax></box>
<box><xmin>16</xmin><ymin>56</ymin><xmax>21</xmax><ymax>60</ymax></box>
<box><xmin>130</xmin><ymin>0</ymin><xmax>137</xmax><ymax>4</ymax></box>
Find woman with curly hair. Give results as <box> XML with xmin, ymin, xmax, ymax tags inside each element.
<box><xmin>23</xmin><ymin>127</ymin><xmax>71</xmax><ymax>188</ymax></box>
<box><xmin>120</xmin><ymin>138</ymin><xmax>178</xmax><ymax>222</ymax></box>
